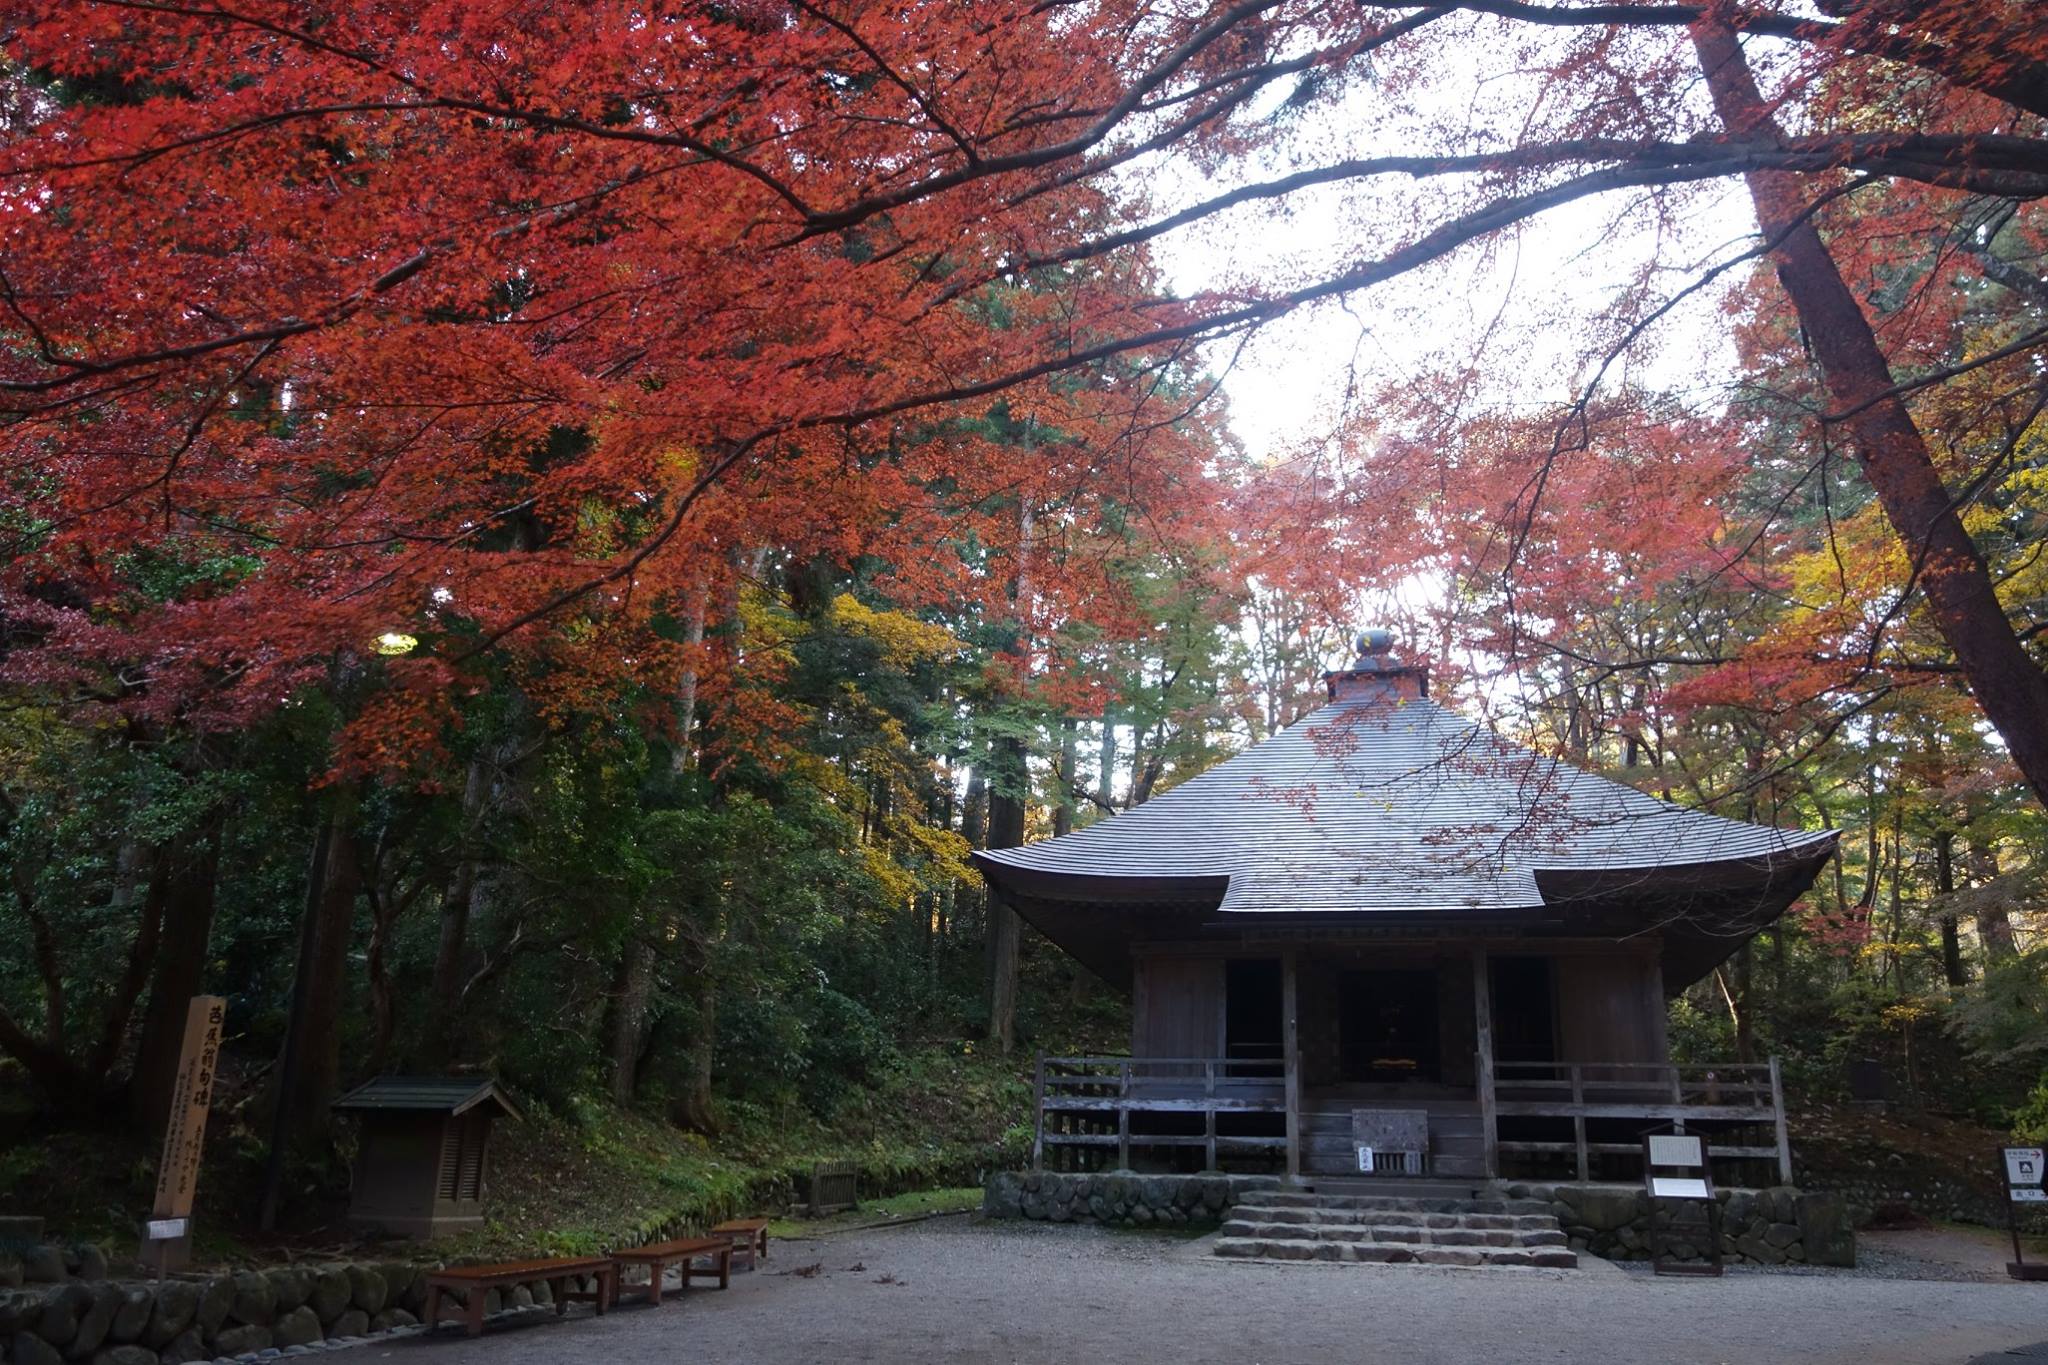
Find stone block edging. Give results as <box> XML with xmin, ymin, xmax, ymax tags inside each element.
<box><xmin>982</xmin><ymin>1172</ymin><xmax>1281</xmax><ymax>1226</ymax></box>
<box><xmin>981</xmin><ymin>1172</ymin><xmax>1856</xmax><ymax>1269</ymax></box>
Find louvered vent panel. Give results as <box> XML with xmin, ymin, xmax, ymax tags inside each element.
<box><xmin>437</xmin><ymin>1125</ymin><xmax>462</xmax><ymax>1202</ymax></box>
<box><xmin>457</xmin><ymin>1118</ymin><xmax>485</xmax><ymax>1201</ymax></box>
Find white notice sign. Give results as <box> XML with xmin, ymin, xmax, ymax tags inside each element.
<box><xmin>2013</xmin><ymin>1188</ymin><xmax>2048</xmax><ymax>1204</ymax></box>
<box><xmin>1357</xmin><ymin>1146</ymin><xmax>1375</xmax><ymax>1174</ymax></box>
<box><xmin>2006</xmin><ymin>1147</ymin><xmax>2045</xmax><ymax>1187</ymax></box>
<box><xmin>1648</xmin><ymin>1135</ymin><xmax>1705</xmax><ymax>1167</ymax></box>
<box><xmin>1650</xmin><ymin>1176</ymin><xmax>1712</xmax><ymax>1200</ymax></box>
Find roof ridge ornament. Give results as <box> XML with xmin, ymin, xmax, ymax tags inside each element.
<box><xmin>1327</xmin><ymin>626</ymin><xmax>1428</xmax><ymax>702</ymax></box>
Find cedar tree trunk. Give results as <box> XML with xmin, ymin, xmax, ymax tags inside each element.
<box><xmin>289</xmin><ymin>797</ymin><xmax>361</xmax><ymax>1142</ymax></box>
<box><xmin>130</xmin><ymin>823</ymin><xmax>223</xmax><ymax>1132</ymax></box>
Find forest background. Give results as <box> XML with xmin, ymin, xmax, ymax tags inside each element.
<box><xmin>0</xmin><ymin>0</ymin><xmax>2045</xmax><ymax>1248</ymax></box>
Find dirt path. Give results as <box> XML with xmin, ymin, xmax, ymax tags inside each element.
<box><xmin>384</xmin><ymin>1219</ymin><xmax>2048</xmax><ymax>1365</ymax></box>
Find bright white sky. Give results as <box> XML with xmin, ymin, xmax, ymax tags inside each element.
<box><xmin>1129</xmin><ymin>27</ymin><xmax>1781</xmax><ymax>726</ymax></box>
<box><xmin>1138</xmin><ymin>27</ymin><xmax>1776</xmax><ymax>465</ymax></box>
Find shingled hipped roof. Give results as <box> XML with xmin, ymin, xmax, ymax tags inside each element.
<box><xmin>976</xmin><ymin>635</ymin><xmax>1840</xmax><ymax>990</ymax></box>
<box><xmin>975</xmin><ymin>695</ymin><xmax>1835</xmax><ymax>916</ymax></box>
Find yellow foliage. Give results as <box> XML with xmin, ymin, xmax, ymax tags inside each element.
<box><xmin>829</xmin><ymin>593</ymin><xmax>961</xmax><ymax>664</ymax></box>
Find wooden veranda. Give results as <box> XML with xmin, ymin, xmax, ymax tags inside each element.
<box><xmin>1031</xmin><ymin>947</ymin><xmax>1792</xmax><ymax>1186</ymax></box>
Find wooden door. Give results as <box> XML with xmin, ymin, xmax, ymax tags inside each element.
<box><xmin>1132</xmin><ymin>956</ymin><xmax>1225</xmax><ymax>1061</ymax></box>
<box><xmin>1554</xmin><ymin>953</ymin><xmax>1669</xmax><ymax>1066</ymax></box>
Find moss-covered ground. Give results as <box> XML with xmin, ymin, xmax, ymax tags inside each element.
<box><xmin>0</xmin><ymin>1045</ymin><xmax>1031</xmax><ymax>1268</ymax></box>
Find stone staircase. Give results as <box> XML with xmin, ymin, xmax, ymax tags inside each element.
<box><xmin>1213</xmin><ymin>1190</ymin><xmax>1578</xmax><ymax>1268</ymax></box>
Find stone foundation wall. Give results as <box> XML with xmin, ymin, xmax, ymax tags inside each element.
<box><xmin>983</xmin><ymin>1172</ymin><xmax>1856</xmax><ymax>1270</ymax></box>
<box><xmin>1501</xmin><ymin>1183</ymin><xmax>1855</xmax><ymax>1268</ymax></box>
<box><xmin>0</xmin><ymin>1258</ymin><xmax>588</xmax><ymax>1364</ymax></box>
<box><xmin>982</xmin><ymin>1172</ymin><xmax>1282</xmax><ymax>1226</ymax></box>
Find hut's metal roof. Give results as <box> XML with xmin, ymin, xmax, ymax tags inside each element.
<box><xmin>974</xmin><ymin>696</ymin><xmax>1835</xmax><ymax>914</ymax></box>
<box><xmin>331</xmin><ymin>1075</ymin><xmax>521</xmax><ymax>1120</ymax></box>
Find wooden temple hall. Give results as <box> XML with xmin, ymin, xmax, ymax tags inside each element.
<box><xmin>972</xmin><ymin>633</ymin><xmax>1837</xmax><ymax>1188</ymax></box>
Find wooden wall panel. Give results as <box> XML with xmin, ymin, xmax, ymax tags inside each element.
<box><xmin>1132</xmin><ymin>957</ymin><xmax>1225</xmax><ymax>1058</ymax></box>
<box><xmin>1436</xmin><ymin>955</ymin><xmax>1477</xmax><ymax>1087</ymax></box>
<box><xmin>1554</xmin><ymin>953</ymin><xmax>1670</xmax><ymax>1065</ymax></box>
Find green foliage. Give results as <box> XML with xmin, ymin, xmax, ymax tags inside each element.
<box><xmin>1950</xmin><ymin>948</ymin><xmax>2048</xmax><ymax>1069</ymax></box>
<box><xmin>2011</xmin><ymin>1078</ymin><xmax>2048</xmax><ymax>1143</ymax></box>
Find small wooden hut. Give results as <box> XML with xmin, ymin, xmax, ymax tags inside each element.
<box><xmin>973</xmin><ymin>633</ymin><xmax>1836</xmax><ymax>1186</ymax></box>
<box><xmin>332</xmin><ymin>1076</ymin><xmax>520</xmax><ymax>1238</ymax></box>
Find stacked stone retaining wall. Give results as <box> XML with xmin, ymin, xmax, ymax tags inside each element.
<box><xmin>982</xmin><ymin>1172</ymin><xmax>1281</xmax><ymax>1226</ymax></box>
<box><xmin>1473</xmin><ymin>1183</ymin><xmax>1853</xmax><ymax>1268</ymax></box>
<box><xmin>0</xmin><ymin>1257</ymin><xmax>611</xmax><ymax>1364</ymax></box>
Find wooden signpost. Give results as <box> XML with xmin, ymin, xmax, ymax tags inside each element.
<box><xmin>147</xmin><ymin>995</ymin><xmax>225</xmax><ymax>1275</ymax></box>
<box><xmin>2004</xmin><ymin>1146</ymin><xmax>2048</xmax><ymax>1282</ymax></box>
<box><xmin>1645</xmin><ymin>1132</ymin><xmax>1723</xmax><ymax>1277</ymax></box>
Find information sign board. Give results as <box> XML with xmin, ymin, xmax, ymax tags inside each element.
<box><xmin>2001</xmin><ymin>1146</ymin><xmax>2048</xmax><ymax>1281</ymax></box>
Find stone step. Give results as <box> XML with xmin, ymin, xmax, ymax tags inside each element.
<box><xmin>1226</xmin><ymin>1206</ymin><xmax>1560</xmax><ymax>1231</ymax></box>
<box><xmin>1214</xmin><ymin>1188</ymin><xmax>1578</xmax><ymax>1270</ymax></box>
<box><xmin>1231</xmin><ymin>1194</ymin><xmax>1556</xmax><ymax>1217</ymax></box>
<box><xmin>1220</xmin><ymin>1220</ymin><xmax>1566</xmax><ymax>1248</ymax></box>
<box><xmin>1213</xmin><ymin>1237</ymin><xmax>1577</xmax><ymax>1269</ymax></box>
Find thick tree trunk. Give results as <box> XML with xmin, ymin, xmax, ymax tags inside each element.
<box><xmin>1696</xmin><ymin>25</ymin><xmax>2048</xmax><ymax>812</ymax></box>
<box><xmin>130</xmin><ymin>824</ymin><xmax>223</xmax><ymax>1132</ymax></box>
<box><xmin>425</xmin><ymin>752</ymin><xmax>492</xmax><ymax>1062</ymax></box>
<box><xmin>962</xmin><ymin>766</ymin><xmax>988</xmax><ymax>849</ymax></box>
<box><xmin>1054</xmin><ymin>717</ymin><xmax>1078</xmax><ymax>837</ymax></box>
<box><xmin>670</xmin><ymin>571</ymin><xmax>710</xmax><ymax>775</ymax></box>
<box><xmin>1934</xmin><ymin>830</ymin><xmax>1966</xmax><ymax>986</ymax></box>
<box><xmin>608</xmin><ymin>939</ymin><xmax>654</xmax><ymax>1104</ymax></box>
<box><xmin>289</xmin><ymin>797</ymin><xmax>361</xmax><ymax>1142</ymax></box>
<box><xmin>1096</xmin><ymin>712</ymin><xmax>1117</xmax><ymax>812</ymax></box>
<box><xmin>984</xmin><ymin>735</ymin><xmax>1028</xmax><ymax>1054</ymax></box>
<box><xmin>1131</xmin><ymin>743</ymin><xmax>1165</xmax><ymax>807</ymax></box>
<box><xmin>677</xmin><ymin>974</ymin><xmax>717</xmax><ymax>1132</ymax></box>
<box><xmin>1967</xmin><ymin>839</ymin><xmax>2017</xmax><ymax>959</ymax></box>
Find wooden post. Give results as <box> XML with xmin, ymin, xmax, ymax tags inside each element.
<box><xmin>1571</xmin><ymin>1064</ymin><xmax>1589</xmax><ymax>1183</ymax></box>
<box><xmin>1768</xmin><ymin>1055</ymin><xmax>1793</xmax><ymax>1185</ymax></box>
<box><xmin>1204</xmin><ymin>1059</ymin><xmax>1218</xmax><ymax>1172</ymax></box>
<box><xmin>1282</xmin><ymin>949</ymin><xmax>1301</xmax><ymax>1182</ymax></box>
<box><xmin>1472</xmin><ymin>946</ymin><xmax>1498</xmax><ymax>1181</ymax></box>
<box><xmin>1117</xmin><ymin>1059</ymin><xmax>1131</xmax><ymax>1172</ymax></box>
<box><xmin>1031</xmin><ymin>1055</ymin><xmax>1045</xmax><ymax>1171</ymax></box>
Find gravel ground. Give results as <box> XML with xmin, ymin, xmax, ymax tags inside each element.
<box><xmin>1607</xmin><ymin>1224</ymin><xmax>2015</xmax><ymax>1283</ymax></box>
<box><xmin>380</xmin><ymin>1218</ymin><xmax>2048</xmax><ymax>1365</ymax></box>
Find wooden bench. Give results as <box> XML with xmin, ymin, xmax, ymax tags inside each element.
<box><xmin>610</xmin><ymin>1236</ymin><xmax>734</xmax><ymax>1305</ymax></box>
<box><xmin>423</xmin><ymin>1256</ymin><xmax>616</xmax><ymax>1337</ymax></box>
<box><xmin>710</xmin><ymin>1217</ymin><xmax>771</xmax><ymax>1271</ymax></box>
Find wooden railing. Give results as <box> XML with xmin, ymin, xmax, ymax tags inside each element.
<box><xmin>1033</xmin><ymin>1056</ymin><xmax>1286</xmax><ymax>1172</ymax></box>
<box><xmin>1486</xmin><ymin>1058</ymin><xmax>1791</xmax><ymax>1184</ymax></box>
<box><xmin>1030</xmin><ymin>1052</ymin><xmax>1792</xmax><ymax>1184</ymax></box>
